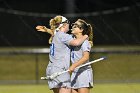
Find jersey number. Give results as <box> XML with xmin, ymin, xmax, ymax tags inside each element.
<box><xmin>50</xmin><ymin>43</ymin><xmax>54</xmax><ymax>56</ymax></box>
<box><xmin>71</xmin><ymin>48</ymin><xmax>74</xmax><ymax>58</ymax></box>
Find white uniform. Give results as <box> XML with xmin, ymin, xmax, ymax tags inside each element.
<box><xmin>71</xmin><ymin>40</ymin><xmax>93</xmax><ymax>89</ymax></box>
<box><xmin>46</xmin><ymin>31</ymin><xmax>73</xmax><ymax>89</ymax></box>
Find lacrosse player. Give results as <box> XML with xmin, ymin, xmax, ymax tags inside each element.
<box><xmin>69</xmin><ymin>19</ymin><xmax>93</xmax><ymax>93</ymax></box>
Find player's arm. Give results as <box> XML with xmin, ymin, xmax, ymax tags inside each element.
<box><xmin>36</xmin><ymin>26</ymin><xmax>53</xmax><ymax>35</ymax></box>
<box><xmin>69</xmin><ymin>51</ymin><xmax>89</xmax><ymax>72</ymax></box>
<box><xmin>88</xmin><ymin>41</ymin><xmax>93</xmax><ymax>47</ymax></box>
<box><xmin>69</xmin><ymin>35</ymin><xmax>88</xmax><ymax>46</ymax></box>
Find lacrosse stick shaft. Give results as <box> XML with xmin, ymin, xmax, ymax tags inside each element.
<box><xmin>76</xmin><ymin>57</ymin><xmax>106</xmax><ymax>69</ymax></box>
<box><xmin>57</xmin><ymin>57</ymin><xmax>106</xmax><ymax>74</ymax></box>
<box><xmin>41</xmin><ymin>57</ymin><xmax>106</xmax><ymax>80</ymax></box>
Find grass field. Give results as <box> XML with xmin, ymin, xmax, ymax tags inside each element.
<box><xmin>0</xmin><ymin>83</ymin><xmax>140</xmax><ymax>93</ymax></box>
<box><xmin>0</xmin><ymin>51</ymin><xmax>140</xmax><ymax>83</ymax></box>
<box><xmin>0</xmin><ymin>46</ymin><xmax>140</xmax><ymax>93</ymax></box>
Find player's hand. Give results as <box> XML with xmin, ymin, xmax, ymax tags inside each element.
<box><xmin>83</xmin><ymin>35</ymin><xmax>89</xmax><ymax>40</ymax></box>
<box><xmin>36</xmin><ymin>26</ymin><xmax>47</xmax><ymax>32</ymax></box>
<box><xmin>89</xmin><ymin>41</ymin><xmax>93</xmax><ymax>47</ymax></box>
<box><xmin>68</xmin><ymin>64</ymin><xmax>76</xmax><ymax>73</ymax></box>
<box><xmin>68</xmin><ymin>67</ymin><xmax>74</xmax><ymax>74</ymax></box>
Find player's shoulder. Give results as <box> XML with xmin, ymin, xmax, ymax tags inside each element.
<box><xmin>56</xmin><ymin>32</ymin><xmax>73</xmax><ymax>42</ymax></box>
<box><xmin>84</xmin><ymin>40</ymin><xmax>90</xmax><ymax>44</ymax></box>
<box><xmin>57</xmin><ymin>31</ymin><xmax>70</xmax><ymax>37</ymax></box>
<box><xmin>81</xmin><ymin>40</ymin><xmax>89</xmax><ymax>47</ymax></box>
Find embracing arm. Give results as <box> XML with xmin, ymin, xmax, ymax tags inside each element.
<box><xmin>69</xmin><ymin>35</ymin><xmax>88</xmax><ymax>46</ymax></box>
<box><xmin>36</xmin><ymin>26</ymin><xmax>54</xmax><ymax>35</ymax></box>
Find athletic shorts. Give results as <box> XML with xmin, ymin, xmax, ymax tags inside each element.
<box><xmin>46</xmin><ymin>63</ymin><xmax>71</xmax><ymax>89</ymax></box>
<box><xmin>71</xmin><ymin>66</ymin><xmax>93</xmax><ymax>89</ymax></box>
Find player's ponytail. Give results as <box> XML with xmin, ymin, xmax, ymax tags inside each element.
<box><xmin>77</xmin><ymin>19</ymin><xmax>93</xmax><ymax>47</ymax></box>
<box><xmin>87</xmin><ymin>24</ymin><xmax>93</xmax><ymax>47</ymax></box>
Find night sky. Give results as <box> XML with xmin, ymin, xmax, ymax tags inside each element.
<box><xmin>0</xmin><ymin>0</ymin><xmax>139</xmax><ymax>13</ymax></box>
<box><xmin>0</xmin><ymin>0</ymin><xmax>140</xmax><ymax>46</ymax></box>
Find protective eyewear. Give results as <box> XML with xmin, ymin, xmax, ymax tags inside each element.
<box><xmin>71</xmin><ymin>23</ymin><xmax>82</xmax><ymax>29</ymax></box>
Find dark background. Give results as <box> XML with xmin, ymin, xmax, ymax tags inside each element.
<box><xmin>0</xmin><ymin>0</ymin><xmax>140</xmax><ymax>47</ymax></box>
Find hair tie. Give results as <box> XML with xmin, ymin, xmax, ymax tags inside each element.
<box><xmin>87</xmin><ymin>24</ymin><xmax>90</xmax><ymax>26</ymax></box>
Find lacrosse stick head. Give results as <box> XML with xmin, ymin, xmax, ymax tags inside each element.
<box><xmin>102</xmin><ymin>56</ymin><xmax>107</xmax><ymax>60</ymax></box>
<box><xmin>41</xmin><ymin>76</ymin><xmax>51</xmax><ymax>80</ymax></box>
<box><xmin>41</xmin><ymin>72</ymin><xmax>61</xmax><ymax>80</ymax></box>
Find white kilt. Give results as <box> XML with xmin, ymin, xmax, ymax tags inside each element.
<box><xmin>71</xmin><ymin>66</ymin><xmax>93</xmax><ymax>89</ymax></box>
<box><xmin>46</xmin><ymin>64</ymin><xmax>71</xmax><ymax>89</ymax></box>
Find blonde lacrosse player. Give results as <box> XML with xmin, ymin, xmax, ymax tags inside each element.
<box><xmin>36</xmin><ymin>15</ymin><xmax>88</xmax><ymax>93</ymax></box>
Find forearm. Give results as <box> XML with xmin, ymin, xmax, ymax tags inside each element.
<box><xmin>69</xmin><ymin>35</ymin><xmax>88</xmax><ymax>46</ymax></box>
<box><xmin>36</xmin><ymin>25</ymin><xmax>54</xmax><ymax>35</ymax></box>
<box><xmin>72</xmin><ymin>57</ymin><xmax>89</xmax><ymax>69</ymax></box>
<box><xmin>43</xmin><ymin>27</ymin><xmax>54</xmax><ymax>35</ymax></box>
<box><xmin>70</xmin><ymin>52</ymin><xmax>89</xmax><ymax>71</ymax></box>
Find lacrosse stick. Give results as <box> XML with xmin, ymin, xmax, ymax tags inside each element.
<box><xmin>41</xmin><ymin>56</ymin><xmax>106</xmax><ymax>80</ymax></box>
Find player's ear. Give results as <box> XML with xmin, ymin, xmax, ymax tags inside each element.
<box><xmin>62</xmin><ymin>23</ymin><xmax>66</xmax><ymax>28</ymax></box>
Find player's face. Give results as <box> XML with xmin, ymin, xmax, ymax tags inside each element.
<box><xmin>71</xmin><ymin>21</ymin><xmax>83</xmax><ymax>35</ymax></box>
<box><xmin>65</xmin><ymin>23</ymin><xmax>70</xmax><ymax>32</ymax></box>
<box><xmin>60</xmin><ymin>20</ymin><xmax>70</xmax><ymax>32</ymax></box>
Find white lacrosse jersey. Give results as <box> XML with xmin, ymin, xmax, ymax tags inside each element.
<box><xmin>71</xmin><ymin>40</ymin><xmax>91</xmax><ymax>66</ymax></box>
<box><xmin>49</xmin><ymin>31</ymin><xmax>73</xmax><ymax>69</ymax></box>
<box><xmin>70</xmin><ymin>40</ymin><xmax>93</xmax><ymax>88</ymax></box>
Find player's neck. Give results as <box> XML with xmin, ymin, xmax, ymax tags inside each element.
<box><xmin>75</xmin><ymin>34</ymin><xmax>83</xmax><ymax>39</ymax></box>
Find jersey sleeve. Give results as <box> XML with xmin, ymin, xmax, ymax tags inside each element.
<box><xmin>59</xmin><ymin>33</ymin><xmax>73</xmax><ymax>45</ymax></box>
<box><xmin>82</xmin><ymin>40</ymin><xmax>91</xmax><ymax>52</ymax></box>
